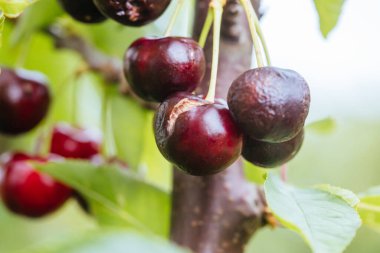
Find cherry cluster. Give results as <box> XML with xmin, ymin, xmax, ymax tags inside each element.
<box><xmin>122</xmin><ymin>36</ymin><xmax>310</xmax><ymax>176</ymax></box>
<box><xmin>57</xmin><ymin>0</ymin><xmax>171</xmax><ymax>26</ymax></box>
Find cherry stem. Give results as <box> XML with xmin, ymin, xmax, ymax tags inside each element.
<box><xmin>239</xmin><ymin>0</ymin><xmax>265</xmax><ymax>67</ymax></box>
<box><xmin>164</xmin><ymin>0</ymin><xmax>185</xmax><ymax>37</ymax></box>
<box><xmin>205</xmin><ymin>0</ymin><xmax>224</xmax><ymax>102</ymax></box>
<box><xmin>198</xmin><ymin>6</ymin><xmax>213</xmax><ymax>48</ymax></box>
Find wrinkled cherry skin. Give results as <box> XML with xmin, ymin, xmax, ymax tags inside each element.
<box><xmin>93</xmin><ymin>0</ymin><xmax>171</xmax><ymax>26</ymax></box>
<box><xmin>124</xmin><ymin>37</ymin><xmax>206</xmax><ymax>102</ymax></box>
<box><xmin>58</xmin><ymin>0</ymin><xmax>107</xmax><ymax>23</ymax></box>
<box><xmin>1</xmin><ymin>154</ymin><xmax>72</xmax><ymax>218</ymax></box>
<box><xmin>227</xmin><ymin>67</ymin><xmax>310</xmax><ymax>143</ymax></box>
<box><xmin>50</xmin><ymin>123</ymin><xmax>102</xmax><ymax>159</ymax></box>
<box><xmin>154</xmin><ymin>93</ymin><xmax>242</xmax><ymax>176</ymax></box>
<box><xmin>242</xmin><ymin>130</ymin><xmax>304</xmax><ymax>168</ymax></box>
<box><xmin>0</xmin><ymin>68</ymin><xmax>51</xmax><ymax>135</ymax></box>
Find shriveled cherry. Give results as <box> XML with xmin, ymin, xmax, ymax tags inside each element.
<box><xmin>227</xmin><ymin>67</ymin><xmax>310</xmax><ymax>143</ymax></box>
<box><xmin>58</xmin><ymin>0</ymin><xmax>107</xmax><ymax>23</ymax></box>
<box><xmin>124</xmin><ymin>37</ymin><xmax>206</xmax><ymax>102</ymax></box>
<box><xmin>93</xmin><ymin>0</ymin><xmax>171</xmax><ymax>26</ymax></box>
<box><xmin>154</xmin><ymin>93</ymin><xmax>242</xmax><ymax>176</ymax></box>
<box><xmin>1</xmin><ymin>154</ymin><xmax>72</xmax><ymax>218</ymax></box>
<box><xmin>0</xmin><ymin>67</ymin><xmax>51</xmax><ymax>135</ymax></box>
<box><xmin>50</xmin><ymin>123</ymin><xmax>102</xmax><ymax>159</ymax></box>
<box><xmin>242</xmin><ymin>130</ymin><xmax>304</xmax><ymax>168</ymax></box>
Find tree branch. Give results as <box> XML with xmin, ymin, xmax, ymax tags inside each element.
<box><xmin>170</xmin><ymin>1</ymin><xmax>267</xmax><ymax>253</ymax></box>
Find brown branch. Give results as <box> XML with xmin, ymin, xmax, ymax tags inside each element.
<box><xmin>170</xmin><ymin>1</ymin><xmax>267</xmax><ymax>253</ymax></box>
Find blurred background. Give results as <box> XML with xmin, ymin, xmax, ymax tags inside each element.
<box><xmin>0</xmin><ymin>0</ymin><xmax>379</xmax><ymax>252</ymax></box>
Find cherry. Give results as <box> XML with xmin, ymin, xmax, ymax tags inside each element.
<box><xmin>0</xmin><ymin>67</ymin><xmax>51</xmax><ymax>135</ymax></box>
<box><xmin>227</xmin><ymin>67</ymin><xmax>310</xmax><ymax>143</ymax></box>
<box><xmin>58</xmin><ymin>0</ymin><xmax>107</xmax><ymax>23</ymax></box>
<box><xmin>1</xmin><ymin>154</ymin><xmax>72</xmax><ymax>218</ymax></box>
<box><xmin>93</xmin><ymin>0</ymin><xmax>171</xmax><ymax>26</ymax></box>
<box><xmin>242</xmin><ymin>130</ymin><xmax>304</xmax><ymax>168</ymax></box>
<box><xmin>154</xmin><ymin>93</ymin><xmax>242</xmax><ymax>176</ymax></box>
<box><xmin>124</xmin><ymin>37</ymin><xmax>206</xmax><ymax>102</ymax></box>
<box><xmin>50</xmin><ymin>123</ymin><xmax>102</xmax><ymax>159</ymax></box>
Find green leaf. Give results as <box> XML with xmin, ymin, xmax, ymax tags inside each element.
<box><xmin>0</xmin><ymin>0</ymin><xmax>38</xmax><ymax>18</ymax></box>
<box><xmin>22</xmin><ymin>230</ymin><xmax>189</xmax><ymax>253</ymax></box>
<box><xmin>37</xmin><ymin>160</ymin><xmax>171</xmax><ymax>237</ymax></box>
<box><xmin>313</xmin><ymin>0</ymin><xmax>346</xmax><ymax>38</ymax></box>
<box><xmin>358</xmin><ymin>187</ymin><xmax>380</xmax><ymax>232</ymax></box>
<box><xmin>264</xmin><ymin>174</ymin><xmax>361</xmax><ymax>253</ymax></box>
<box><xmin>306</xmin><ymin>117</ymin><xmax>336</xmax><ymax>134</ymax></box>
<box><xmin>0</xmin><ymin>11</ymin><xmax>4</xmax><ymax>47</ymax></box>
<box><xmin>315</xmin><ymin>184</ymin><xmax>360</xmax><ymax>207</ymax></box>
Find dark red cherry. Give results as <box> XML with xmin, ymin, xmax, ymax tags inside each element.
<box><xmin>154</xmin><ymin>93</ymin><xmax>242</xmax><ymax>176</ymax></box>
<box><xmin>0</xmin><ymin>67</ymin><xmax>51</xmax><ymax>135</ymax></box>
<box><xmin>50</xmin><ymin>123</ymin><xmax>102</xmax><ymax>159</ymax></box>
<box><xmin>58</xmin><ymin>0</ymin><xmax>107</xmax><ymax>23</ymax></box>
<box><xmin>227</xmin><ymin>67</ymin><xmax>310</xmax><ymax>143</ymax></box>
<box><xmin>1</xmin><ymin>155</ymin><xmax>72</xmax><ymax>217</ymax></box>
<box><xmin>93</xmin><ymin>0</ymin><xmax>171</xmax><ymax>26</ymax></box>
<box><xmin>124</xmin><ymin>37</ymin><xmax>206</xmax><ymax>102</ymax></box>
<box><xmin>242</xmin><ymin>130</ymin><xmax>304</xmax><ymax>168</ymax></box>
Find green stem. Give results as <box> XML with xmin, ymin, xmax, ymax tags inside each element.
<box><xmin>253</xmin><ymin>11</ymin><xmax>271</xmax><ymax>65</ymax></box>
<box><xmin>164</xmin><ymin>0</ymin><xmax>185</xmax><ymax>37</ymax></box>
<box><xmin>239</xmin><ymin>0</ymin><xmax>264</xmax><ymax>67</ymax></box>
<box><xmin>204</xmin><ymin>1</ymin><xmax>223</xmax><ymax>102</ymax></box>
<box><xmin>198</xmin><ymin>6</ymin><xmax>213</xmax><ymax>48</ymax></box>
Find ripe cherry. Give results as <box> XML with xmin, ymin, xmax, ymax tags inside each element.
<box><xmin>58</xmin><ymin>0</ymin><xmax>107</xmax><ymax>23</ymax></box>
<box><xmin>227</xmin><ymin>67</ymin><xmax>310</xmax><ymax>143</ymax></box>
<box><xmin>93</xmin><ymin>0</ymin><xmax>171</xmax><ymax>26</ymax></box>
<box><xmin>0</xmin><ymin>67</ymin><xmax>51</xmax><ymax>135</ymax></box>
<box><xmin>124</xmin><ymin>37</ymin><xmax>206</xmax><ymax>102</ymax></box>
<box><xmin>242</xmin><ymin>130</ymin><xmax>304</xmax><ymax>168</ymax></box>
<box><xmin>1</xmin><ymin>154</ymin><xmax>72</xmax><ymax>218</ymax></box>
<box><xmin>154</xmin><ymin>93</ymin><xmax>242</xmax><ymax>176</ymax></box>
<box><xmin>50</xmin><ymin>123</ymin><xmax>102</xmax><ymax>159</ymax></box>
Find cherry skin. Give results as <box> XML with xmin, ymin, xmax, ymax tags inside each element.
<box><xmin>227</xmin><ymin>67</ymin><xmax>310</xmax><ymax>143</ymax></box>
<box><xmin>124</xmin><ymin>37</ymin><xmax>206</xmax><ymax>102</ymax></box>
<box><xmin>0</xmin><ymin>67</ymin><xmax>51</xmax><ymax>135</ymax></box>
<box><xmin>58</xmin><ymin>0</ymin><xmax>107</xmax><ymax>23</ymax></box>
<box><xmin>93</xmin><ymin>0</ymin><xmax>171</xmax><ymax>26</ymax></box>
<box><xmin>154</xmin><ymin>93</ymin><xmax>242</xmax><ymax>176</ymax></box>
<box><xmin>50</xmin><ymin>123</ymin><xmax>102</xmax><ymax>159</ymax></box>
<box><xmin>242</xmin><ymin>130</ymin><xmax>304</xmax><ymax>168</ymax></box>
<box><xmin>1</xmin><ymin>154</ymin><xmax>72</xmax><ymax>218</ymax></box>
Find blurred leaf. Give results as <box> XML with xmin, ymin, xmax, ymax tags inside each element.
<box><xmin>244</xmin><ymin>160</ymin><xmax>267</xmax><ymax>185</ymax></box>
<box><xmin>316</xmin><ymin>184</ymin><xmax>360</xmax><ymax>207</ymax></box>
<box><xmin>358</xmin><ymin>187</ymin><xmax>380</xmax><ymax>233</ymax></box>
<box><xmin>37</xmin><ymin>160</ymin><xmax>171</xmax><ymax>237</ymax></box>
<box><xmin>313</xmin><ymin>0</ymin><xmax>346</xmax><ymax>38</ymax></box>
<box><xmin>10</xmin><ymin>0</ymin><xmax>63</xmax><ymax>45</ymax></box>
<box><xmin>138</xmin><ymin>112</ymin><xmax>172</xmax><ymax>191</ymax></box>
<box><xmin>306</xmin><ymin>117</ymin><xmax>336</xmax><ymax>134</ymax></box>
<box><xmin>0</xmin><ymin>11</ymin><xmax>4</xmax><ymax>47</ymax></box>
<box><xmin>265</xmin><ymin>173</ymin><xmax>361</xmax><ymax>253</ymax></box>
<box><xmin>23</xmin><ymin>230</ymin><xmax>188</xmax><ymax>253</ymax></box>
<box><xmin>110</xmin><ymin>93</ymin><xmax>150</xmax><ymax>169</ymax></box>
<box><xmin>0</xmin><ymin>0</ymin><xmax>38</xmax><ymax>18</ymax></box>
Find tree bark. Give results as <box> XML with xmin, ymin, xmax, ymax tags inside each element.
<box><xmin>170</xmin><ymin>1</ymin><xmax>266</xmax><ymax>253</ymax></box>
